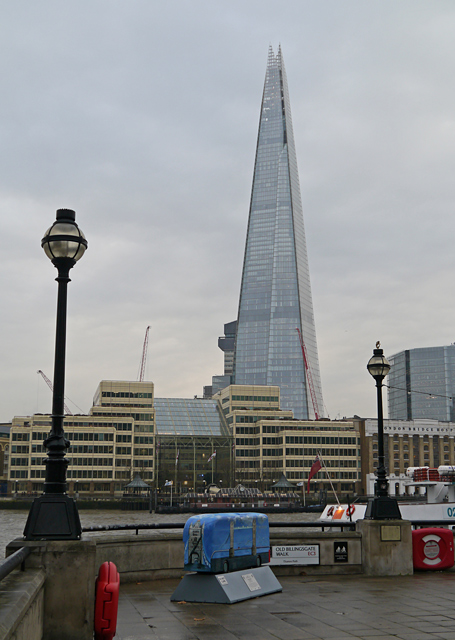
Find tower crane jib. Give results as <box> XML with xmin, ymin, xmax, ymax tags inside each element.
<box><xmin>138</xmin><ymin>326</ymin><xmax>151</xmax><ymax>382</ymax></box>
<box><xmin>36</xmin><ymin>369</ymin><xmax>73</xmax><ymax>415</ymax></box>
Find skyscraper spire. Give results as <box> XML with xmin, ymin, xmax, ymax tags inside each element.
<box><xmin>233</xmin><ymin>47</ymin><xmax>324</xmax><ymax>420</ymax></box>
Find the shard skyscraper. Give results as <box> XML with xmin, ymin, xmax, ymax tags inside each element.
<box><xmin>233</xmin><ymin>46</ymin><xmax>324</xmax><ymax>420</ymax></box>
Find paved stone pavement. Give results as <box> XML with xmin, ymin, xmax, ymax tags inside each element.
<box><xmin>117</xmin><ymin>572</ymin><xmax>455</xmax><ymax>640</ymax></box>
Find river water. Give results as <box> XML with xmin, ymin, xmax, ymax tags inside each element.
<box><xmin>0</xmin><ymin>509</ymin><xmax>318</xmax><ymax>554</ymax></box>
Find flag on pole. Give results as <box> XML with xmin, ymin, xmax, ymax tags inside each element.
<box><xmin>175</xmin><ymin>450</ymin><xmax>179</xmax><ymax>466</ymax></box>
<box><xmin>208</xmin><ymin>450</ymin><xmax>216</xmax><ymax>462</ymax></box>
<box><xmin>164</xmin><ymin>480</ymin><xmax>173</xmax><ymax>486</ymax></box>
<box><xmin>307</xmin><ymin>455</ymin><xmax>322</xmax><ymax>494</ymax></box>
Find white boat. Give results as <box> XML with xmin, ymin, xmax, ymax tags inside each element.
<box><xmin>319</xmin><ymin>466</ymin><xmax>455</xmax><ymax>527</ymax></box>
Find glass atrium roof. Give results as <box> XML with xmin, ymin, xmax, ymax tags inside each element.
<box><xmin>154</xmin><ymin>398</ymin><xmax>226</xmax><ymax>436</ymax></box>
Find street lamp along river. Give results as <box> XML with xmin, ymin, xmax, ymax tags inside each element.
<box><xmin>365</xmin><ymin>342</ymin><xmax>401</xmax><ymax>520</ymax></box>
<box><xmin>24</xmin><ymin>209</ymin><xmax>88</xmax><ymax>540</ymax></box>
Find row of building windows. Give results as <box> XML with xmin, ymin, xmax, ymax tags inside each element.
<box><xmin>98</xmin><ymin>403</ymin><xmax>153</xmax><ymax>409</ymax></box>
<box><xmin>236</xmin><ymin>438</ymin><xmax>260</xmax><ymax>446</ymax></box>
<box><xmin>286</xmin><ymin>436</ymin><xmax>359</xmax><ymax>445</ymax></box>
<box><xmin>68</xmin><ymin>458</ymin><xmax>113</xmax><ymax>466</ymax></box>
<box><xmin>231</xmin><ymin>395</ymin><xmax>279</xmax><ymax>402</ymax></box>
<box><xmin>92</xmin><ymin>412</ymin><xmax>153</xmax><ymax>422</ymax></box>
<box><xmin>102</xmin><ymin>392</ymin><xmax>153</xmax><ymax>398</ymax></box>
<box><xmin>116</xmin><ymin>434</ymin><xmax>131</xmax><ymax>443</ymax></box>
<box><xmin>68</xmin><ymin>470</ymin><xmax>113</xmax><ymax>478</ymax></box>
<box><xmin>236</xmin><ymin>415</ymin><xmax>283</xmax><ymax>423</ymax></box>
<box><xmin>70</xmin><ymin>445</ymin><xmax>113</xmax><ymax>454</ymax></box>
<box><xmin>286</xmin><ymin>447</ymin><xmax>358</xmax><ymax>457</ymax></box>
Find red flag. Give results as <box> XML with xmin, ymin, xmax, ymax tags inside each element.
<box><xmin>307</xmin><ymin>456</ymin><xmax>322</xmax><ymax>493</ymax></box>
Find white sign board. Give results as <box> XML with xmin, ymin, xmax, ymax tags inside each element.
<box><xmin>241</xmin><ymin>573</ymin><xmax>261</xmax><ymax>592</ymax></box>
<box><xmin>270</xmin><ymin>544</ymin><xmax>320</xmax><ymax>566</ymax></box>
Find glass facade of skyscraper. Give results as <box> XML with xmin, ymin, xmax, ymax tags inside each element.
<box><xmin>388</xmin><ymin>345</ymin><xmax>455</xmax><ymax>421</ymax></box>
<box><xmin>233</xmin><ymin>46</ymin><xmax>324</xmax><ymax>420</ymax></box>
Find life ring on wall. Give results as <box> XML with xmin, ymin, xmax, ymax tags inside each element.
<box><xmin>94</xmin><ymin>561</ymin><xmax>120</xmax><ymax>640</ymax></box>
<box><xmin>327</xmin><ymin>506</ymin><xmax>335</xmax><ymax>517</ymax></box>
<box><xmin>346</xmin><ymin>505</ymin><xmax>355</xmax><ymax>517</ymax></box>
<box><xmin>412</xmin><ymin>528</ymin><xmax>455</xmax><ymax>571</ymax></box>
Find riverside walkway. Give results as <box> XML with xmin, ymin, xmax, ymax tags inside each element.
<box><xmin>117</xmin><ymin>572</ymin><xmax>455</xmax><ymax>640</ymax></box>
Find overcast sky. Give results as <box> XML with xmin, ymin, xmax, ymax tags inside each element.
<box><xmin>2</xmin><ymin>1</ymin><xmax>455</xmax><ymax>422</ymax></box>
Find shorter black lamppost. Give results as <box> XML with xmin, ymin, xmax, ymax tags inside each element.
<box><xmin>24</xmin><ymin>209</ymin><xmax>87</xmax><ymax>540</ymax></box>
<box><xmin>365</xmin><ymin>342</ymin><xmax>401</xmax><ymax>520</ymax></box>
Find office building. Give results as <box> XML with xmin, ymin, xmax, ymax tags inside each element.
<box><xmin>153</xmin><ymin>397</ymin><xmax>233</xmax><ymax>490</ymax></box>
<box><xmin>208</xmin><ymin>321</ymin><xmax>237</xmax><ymax>397</ymax></box>
<box><xmin>218</xmin><ymin>321</ymin><xmax>237</xmax><ymax>378</ymax></box>
<box><xmin>233</xmin><ymin>46</ymin><xmax>324</xmax><ymax>420</ymax></box>
<box><xmin>8</xmin><ymin>381</ymin><xmax>155</xmax><ymax>495</ymax></box>
<box><xmin>7</xmin><ymin>380</ymin><xmax>361</xmax><ymax>498</ymax></box>
<box><xmin>388</xmin><ymin>345</ymin><xmax>455</xmax><ymax>421</ymax></box>
<box><xmin>6</xmin><ymin>381</ymin><xmax>233</xmax><ymax>495</ymax></box>
<box><xmin>215</xmin><ymin>385</ymin><xmax>361</xmax><ymax>495</ymax></box>
<box><xmin>0</xmin><ymin>424</ymin><xmax>10</xmax><ymax>490</ymax></box>
<box><xmin>355</xmin><ymin>417</ymin><xmax>455</xmax><ymax>495</ymax></box>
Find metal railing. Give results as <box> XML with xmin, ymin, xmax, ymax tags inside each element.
<box><xmin>0</xmin><ymin>546</ymin><xmax>31</xmax><ymax>582</ymax></box>
<box><xmin>3</xmin><ymin>518</ymin><xmax>450</xmax><ymax>582</ymax></box>
<box><xmin>81</xmin><ymin>520</ymin><xmax>357</xmax><ymax>535</ymax></box>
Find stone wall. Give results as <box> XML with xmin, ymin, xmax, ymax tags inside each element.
<box><xmin>0</xmin><ymin>570</ymin><xmax>44</xmax><ymax>640</ymax></box>
<box><xmin>92</xmin><ymin>527</ymin><xmax>363</xmax><ymax>582</ymax></box>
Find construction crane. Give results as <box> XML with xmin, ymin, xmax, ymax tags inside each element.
<box><xmin>37</xmin><ymin>370</ymin><xmax>73</xmax><ymax>415</ymax></box>
<box><xmin>138</xmin><ymin>326</ymin><xmax>151</xmax><ymax>382</ymax></box>
<box><xmin>295</xmin><ymin>328</ymin><xmax>320</xmax><ymax>420</ymax></box>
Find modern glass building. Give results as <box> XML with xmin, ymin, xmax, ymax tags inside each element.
<box><xmin>233</xmin><ymin>46</ymin><xmax>324</xmax><ymax>420</ymax></box>
<box><xmin>153</xmin><ymin>397</ymin><xmax>233</xmax><ymax>490</ymax></box>
<box><xmin>388</xmin><ymin>345</ymin><xmax>455</xmax><ymax>421</ymax></box>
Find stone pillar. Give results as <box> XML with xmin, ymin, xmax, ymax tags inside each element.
<box><xmin>357</xmin><ymin>519</ymin><xmax>413</xmax><ymax>576</ymax></box>
<box><xmin>7</xmin><ymin>538</ymin><xmax>97</xmax><ymax>640</ymax></box>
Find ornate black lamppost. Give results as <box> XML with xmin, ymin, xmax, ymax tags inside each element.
<box><xmin>365</xmin><ymin>342</ymin><xmax>401</xmax><ymax>520</ymax></box>
<box><xmin>24</xmin><ymin>209</ymin><xmax>87</xmax><ymax>540</ymax></box>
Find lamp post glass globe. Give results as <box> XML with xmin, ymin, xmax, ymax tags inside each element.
<box><xmin>42</xmin><ymin>209</ymin><xmax>87</xmax><ymax>263</ymax></box>
<box><xmin>367</xmin><ymin>349</ymin><xmax>391</xmax><ymax>380</ymax></box>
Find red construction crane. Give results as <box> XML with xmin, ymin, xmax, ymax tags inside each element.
<box><xmin>295</xmin><ymin>328</ymin><xmax>320</xmax><ymax>420</ymax></box>
<box><xmin>37</xmin><ymin>369</ymin><xmax>73</xmax><ymax>415</ymax></box>
<box><xmin>138</xmin><ymin>326</ymin><xmax>151</xmax><ymax>382</ymax></box>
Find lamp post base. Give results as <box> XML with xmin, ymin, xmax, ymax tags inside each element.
<box><xmin>24</xmin><ymin>494</ymin><xmax>82</xmax><ymax>540</ymax></box>
<box><xmin>364</xmin><ymin>496</ymin><xmax>402</xmax><ymax>520</ymax></box>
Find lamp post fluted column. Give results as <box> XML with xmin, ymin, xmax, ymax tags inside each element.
<box><xmin>24</xmin><ymin>208</ymin><xmax>87</xmax><ymax>540</ymax></box>
<box><xmin>365</xmin><ymin>342</ymin><xmax>401</xmax><ymax>520</ymax></box>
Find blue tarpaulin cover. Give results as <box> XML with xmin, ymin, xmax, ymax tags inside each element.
<box><xmin>183</xmin><ymin>512</ymin><xmax>270</xmax><ymax>570</ymax></box>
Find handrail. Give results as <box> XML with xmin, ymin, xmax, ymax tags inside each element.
<box><xmin>81</xmin><ymin>519</ymin><xmax>455</xmax><ymax>536</ymax></box>
<box><xmin>0</xmin><ymin>546</ymin><xmax>31</xmax><ymax>582</ymax></box>
<box><xmin>410</xmin><ymin>520</ymin><xmax>455</xmax><ymax>528</ymax></box>
<box><xmin>81</xmin><ymin>521</ymin><xmax>356</xmax><ymax>535</ymax></box>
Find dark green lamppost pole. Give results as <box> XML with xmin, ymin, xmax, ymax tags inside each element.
<box><xmin>24</xmin><ymin>209</ymin><xmax>87</xmax><ymax>540</ymax></box>
<box><xmin>365</xmin><ymin>342</ymin><xmax>401</xmax><ymax>520</ymax></box>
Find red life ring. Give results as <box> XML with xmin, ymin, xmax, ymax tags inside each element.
<box><xmin>346</xmin><ymin>505</ymin><xmax>355</xmax><ymax>517</ymax></box>
<box><xmin>94</xmin><ymin>561</ymin><xmax>120</xmax><ymax>640</ymax></box>
<box><xmin>327</xmin><ymin>506</ymin><xmax>334</xmax><ymax>517</ymax></box>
